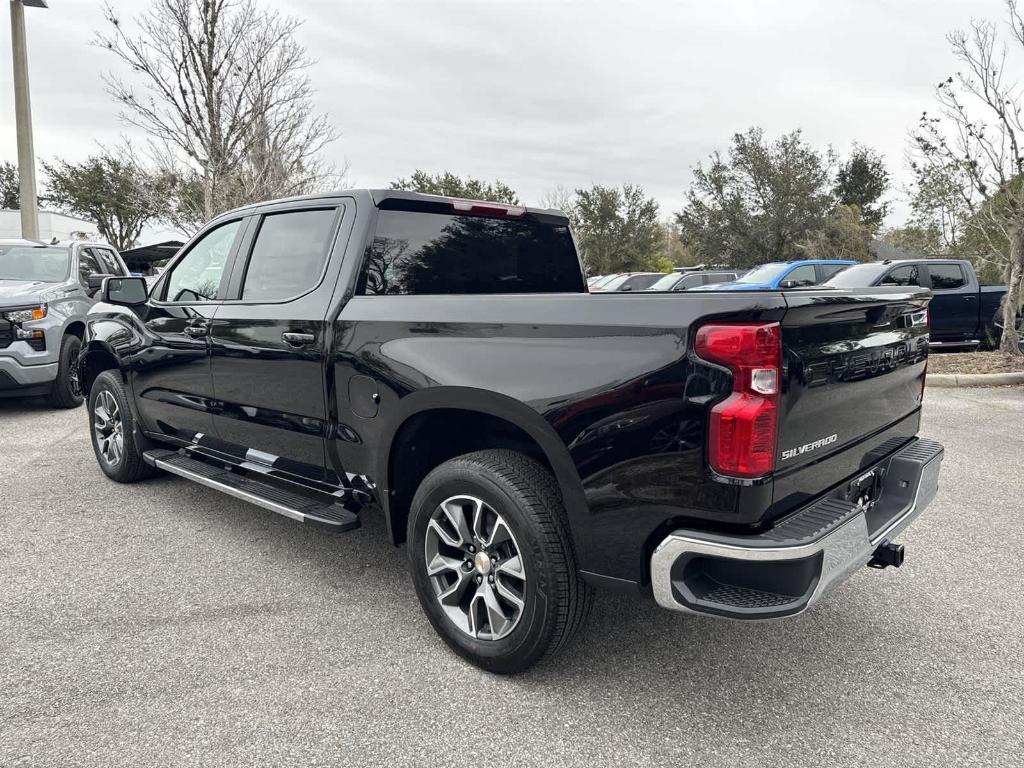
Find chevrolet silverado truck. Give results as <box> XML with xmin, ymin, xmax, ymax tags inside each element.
<box><xmin>0</xmin><ymin>238</ymin><xmax>131</xmax><ymax>406</ymax></box>
<box><xmin>79</xmin><ymin>190</ymin><xmax>944</xmax><ymax>673</ymax></box>
<box><xmin>825</xmin><ymin>258</ymin><xmax>1013</xmax><ymax>348</ymax></box>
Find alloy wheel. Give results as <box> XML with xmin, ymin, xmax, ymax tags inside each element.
<box><xmin>93</xmin><ymin>390</ymin><xmax>124</xmax><ymax>466</ymax></box>
<box><xmin>423</xmin><ymin>495</ymin><xmax>527</xmax><ymax>641</ymax></box>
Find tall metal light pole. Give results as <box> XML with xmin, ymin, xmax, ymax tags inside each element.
<box><xmin>9</xmin><ymin>0</ymin><xmax>48</xmax><ymax>240</ymax></box>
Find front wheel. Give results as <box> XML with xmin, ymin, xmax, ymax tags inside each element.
<box><xmin>88</xmin><ymin>370</ymin><xmax>156</xmax><ymax>483</ymax></box>
<box><xmin>46</xmin><ymin>334</ymin><xmax>84</xmax><ymax>408</ymax></box>
<box><xmin>407</xmin><ymin>450</ymin><xmax>592</xmax><ymax>674</ymax></box>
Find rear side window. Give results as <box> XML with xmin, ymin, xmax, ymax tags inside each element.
<box><xmin>928</xmin><ymin>264</ymin><xmax>966</xmax><ymax>290</ymax></box>
<box><xmin>817</xmin><ymin>264</ymin><xmax>848</xmax><ymax>282</ymax></box>
<box><xmin>241</xmin><ymin>209</ymin><xmax>338</xmax><ymax>301</ymax></box>
<box><xmin>881</xmin><ymin>265</ymin><xmax>921</xmax><ymax>287</ymax></box>
<box><xmin>359</xmin><ymin>210</ymin><xmax>584</xmax><ymax>295</ymax></box>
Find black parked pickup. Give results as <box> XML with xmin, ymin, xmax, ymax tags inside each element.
<box><xmin>81</xmin><ymin>190</ymin><xmax>945</xmax><ymax>673</ymax></box>
<box><xmin>826</xmin><ymin>258</ymin><xmax>1009</xmax><ymax>348</ymax></box>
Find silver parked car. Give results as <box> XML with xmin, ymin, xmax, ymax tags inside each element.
<box><xmin>0</xmin><ymin>239</ymin><xmax>130</xmax><ymax>407</ymax></box>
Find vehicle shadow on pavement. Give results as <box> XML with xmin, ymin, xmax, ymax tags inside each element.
<box><xmin>134</xmin><ymin>472</ymin><xmax>928</xmax><ymax>709</ymax></box>
<box><xmin>0</xmin><ymin>398</ymin><xmax>76</xmax><ymax>414</ymax></box>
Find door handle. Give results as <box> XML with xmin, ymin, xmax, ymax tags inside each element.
<box><xmin>183</xmin><ymin>324</ymin><xmax>209</xmax><ymax>338</ymax></box>
<box><xmin>282</xmin><ymin>331</ymin><xmax>315</xmax><ymax>347</ymax></box>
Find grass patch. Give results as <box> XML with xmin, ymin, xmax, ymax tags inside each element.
<box><xmin>928</xmin><ymin>351</ymin><xmax>1024</xmax><ymax>375</ymax></box>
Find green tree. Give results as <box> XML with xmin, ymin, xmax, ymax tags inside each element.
<box><xmin>879</xmin><ymin>224</ymin><xmax>945</xmax><ymax>256</ymax></box>
<box><xmin>43</xmin><ymin>154</ymin><xmax>168</xmax><ymax>250</ymax></box>
<box><xmin>390</xmin><ymin>170</ymin><xmax>520</xmax><ymax>204</ymax></box>
<box><xmin>658</xmin><ymin>221</ymin><xmax>698</xmax><ymax>267</ymax></box>
<box><xmin>1</xmin><ymin>162</ymin><xmax>20</xmax><ymax>209</ymax></box>
<box><xmin>910</xmin><ymin>0</ymin><xmax>1024</xmax><ymax>354</ymax></box>
<box><xmin>572</xmin><ymin>183</ymin><xmax>663</xmax><ymax>274</ymax></box>
<box><xmin>676</xmin><ymin>128</ymin><xmax>834</xmax><ymax>268</ymax></box>
<box><xmin>800</xmin><ymin>204</ymin><xmax>873</xmax><ymax>262</ymax></box>
<box><xmin>834</xmin><ymin>144</ymin><xmax>890</xmax><ymax>231</ymax></box>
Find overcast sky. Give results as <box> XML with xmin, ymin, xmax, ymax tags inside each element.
<box><xmin>0</xmin><ymin>0</ymin><xmax>1001</xmax><ymax>243</ymax></box>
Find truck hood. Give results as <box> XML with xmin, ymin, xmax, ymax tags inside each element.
<box><xmin>0</xmin><ymin>279</ymin><xmax>49</xmax><ymax>306</ymax></box>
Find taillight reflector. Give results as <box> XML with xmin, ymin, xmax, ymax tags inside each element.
<box><xmin>695</xmin><ymin>323</ymin><xmax>782</xmax><ymax>478</ymax></box>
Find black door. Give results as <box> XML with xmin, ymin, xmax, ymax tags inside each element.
<box><xmin>925</xmin><ymin>263</ymin><xmax>974</xmax><ymax>341</ymax></box>
<box><xmin>132</xmin><ymin>218</ymin><xmax>245</xmax><ymax>443</ymax></box>
<box><xmin>208</xmin><ymin>203</ymin><xmax>348</xmax><ymax>482</ymax></box>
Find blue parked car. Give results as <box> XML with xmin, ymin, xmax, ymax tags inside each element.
<box><xmin>703</xmin><ymin>259</ymin><xmax>855</xmax><ymax>290</ymax></box>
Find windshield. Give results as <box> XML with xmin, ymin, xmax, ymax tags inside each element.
<box><xmin>646</xmin><ymin>273</ymin><xmax>683</xmax><ymax>291</ymax></box>
<box><xmin>824</xmin><ymin>263</ymin><xmax>888</xmax><ymax>288</ymax></box>
<box><xmin>735</xmin><ymin>263</ymin><xmax>788</xmax><ymax>284</ymax></box>
<box><xmin>0</xmin><ymin>245</ymin><xmax>71</xmax><ymax>282</ymax></box>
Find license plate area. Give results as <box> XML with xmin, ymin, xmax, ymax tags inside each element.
<box><xmin>846</xmin><ymin>466</ymin><xmax>885</xmax><ymax>510</ymax></box>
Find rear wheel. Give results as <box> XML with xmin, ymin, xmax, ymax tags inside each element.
<box><xmin>46</xmin><ymin>334</ymin><xmax>84</xmax><ymax>408</ymax></box>
<box><xmin>407</xmin><ymin>450</ymin><xmax>592</xmax><ymax>674</ymax></box>
<box><xmin>88</xmin><ymin>370</ymin><xmax>155</xmax><ymax>483</ymax></box>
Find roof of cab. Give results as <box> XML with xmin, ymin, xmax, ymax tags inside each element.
<box><xmin>208</xmin><ymin>189</ymin><xmax>568</xmax><ymax>224</ymax></box>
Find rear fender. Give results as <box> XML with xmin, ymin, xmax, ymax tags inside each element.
<box><xmin>375</xmin><ymin>386</ymin><xmax>589</xmax><ymax>549</ymax></box>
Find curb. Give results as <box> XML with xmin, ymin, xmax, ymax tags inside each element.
<box><xmin>927</xmin><ymin>371</ymin><xmax>1024</xmax><ymax>388</ymax></box>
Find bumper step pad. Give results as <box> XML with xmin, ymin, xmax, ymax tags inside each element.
<box><xmin>143</xmin><ymin>449</ymin><xmax>360</xmax><ymax>532</ymax></box>
<box><xmin>650</xmin><ymin>437</ymin><xmax>944</xmax><ymax>620</ymax></box>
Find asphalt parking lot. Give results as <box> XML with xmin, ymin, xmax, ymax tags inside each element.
<box><xmin>1</xmin><ymin>386</ymin><xmax>1022</xmax><ymax>767</ymax></box>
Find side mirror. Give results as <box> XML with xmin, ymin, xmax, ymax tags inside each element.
<box><xmin>779</xmin><ymin>279</ymin><xmax>798</xmax><ymax>289</ymax></box>
<box><xmin>102</xmin><ymin>276</ymin><xmax>149</xmax><ymax>307</ymax></box>
<box><xmin>620</xmin><ymin>285</ymin><xmax>633</xmax><ymax>292</ymax></box>
<box><xmin>86</xmin><ymin>273</ymin><xmax>115</xmax><ymax>295</ymax></box>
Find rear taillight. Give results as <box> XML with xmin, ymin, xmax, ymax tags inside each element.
<box><xmin>695</xmin><ymin>322</ymin><xmax>782</xmax><ymax>478</ymax></box>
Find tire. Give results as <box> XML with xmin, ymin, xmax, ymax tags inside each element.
<box><xmin>407</xmin><ymin>449</ymin><xmax>592</xmax><ymax>674</ymax></box>
<box><xmin>46</xmin><ymin>334</ymin><xmax>84</xmax><ymax>408</ymax></box>
<box><xmin>88</xmin><ymin>370</ymin><xmax>156</xmax><ymax>483</ymax></box>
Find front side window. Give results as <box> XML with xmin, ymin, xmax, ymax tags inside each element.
<box><xmin>677</xmin><ymin>274</ymin><xmax>705</xmax><ymax>289</ymax></box>
<box><xmin>93</xmin><ymin>248</ymin><xmax>127</xmax><ymax>277</ymax></box>
<box><xmin>929</xmin><ymin>264</ymin><xmax>966</xmax><ymax>290</ymax></box>
<box><xmin>240</xmin><ymin>209</ymin><xmax>338</xmax><ymax>301</ymax></box>
<box><xmin>881</xmin><ymin>265</ymin><xmax>921</xmax><ymax>287</ymax></box>
<box><xmin>0</xmin><ymin>245</ymin><xmax>70</xmax><ymax>282</ymax></box>
<box><xmin>359</xmin><ymin>209</ymin><xmax>584</xmax><ymax>295</ymax></box>
<box><xmin>78</xmin><ymin>249</ymin><xmax>104</xmax><ymax>284</ymax></box>
<box><xmin>783</xmin><ymin>264</ymin><xmax>817</xmax><ymax>286</ymax></box>
<box><xmin>164</xmin><ymin>220</ymin><xmax>242</xmax><ymax>303</ymax></box>
<box><xmin>646</xmin><ymin>273</ymin><xmax>684</xmax><ymax>291</ymax></box>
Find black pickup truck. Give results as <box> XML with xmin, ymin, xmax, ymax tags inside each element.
<box><xmin>825</xmin><ymin>258</ymin><xmax>1009</xmax><ymax>347</ymax></box>
<box><xmin>80</xmin><ymin>190</ymin><xmax>944</xmax><ymax>673</ymax></box>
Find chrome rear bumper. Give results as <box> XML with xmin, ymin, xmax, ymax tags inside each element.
<box><xmin>650</xmin><ymin>438</ymin><xmax>944</xmax><ymax>619</ymax></box>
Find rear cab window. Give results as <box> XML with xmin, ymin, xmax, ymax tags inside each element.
<box><xmin>358</xmin><ymin>200</ymin><xmax>584</xmax><ymax>295</ymax></box>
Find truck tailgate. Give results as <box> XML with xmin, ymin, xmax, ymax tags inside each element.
<box><xmin>775</xmin><ymin>287</ymin><xmax>930</xmax><ymax>482</ymax></box>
